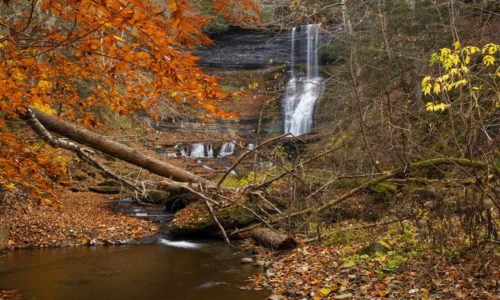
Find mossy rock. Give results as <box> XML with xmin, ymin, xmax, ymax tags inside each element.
<box><xmin>170</xmin><ymin>201</ymin><xmax>254</xmax><ymax>238</ymax></box>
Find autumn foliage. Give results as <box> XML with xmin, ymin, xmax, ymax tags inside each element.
<box><xmin>0</xmin><ymin>0</ymin><xmax>259</xmax><ymax>198</ymax></box>
<box><xmin>212</xmin><ymin>0</ymin><xmax>261</xmax><ymax>27</ymax></box>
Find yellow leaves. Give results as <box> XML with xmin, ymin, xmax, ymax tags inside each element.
<box><xmin>423</xmin><ymin>41</ymin><xmax>498</xmax><ymax>113</ymax></box>
<box><xmin>426</xmin><ymin>102</ymin><xmax>450</xmax><ymax>112</ymax></box>
<box><xmin>32</xmin><ymin>99</ymin><xmax>57</xmax><ymax>115</ymax></box>
<box><xmin>37</xmin><ymin>80</ymin><xmax>53</xmax><ymax>90</ymax></box>
<box><xmin>482</xmin><ymin>55</ymin><xmax>495</xmax><ymax>67</ymax></box>
<box><xmin>0</xmin><ymin>34</ymin><xmax>6</xmax><ymax>49</ymax></box>
<box><xmin>433</xmin><ymin>83</ymin><xmax>441</xmax><ymax>94</ymax></box>
<box><xmin>422</xmin><ymin>76</ymin><xmax>432</xmax><ymax>95</ymax></box>
<box><xmin>319</xmin><ymin>288</ymin><xmax>332</xmax><ymax>296</ymax></box>
<box><xmin>3</xmin><ymin>183</ymin><xmax>16</xmax><ymax>191</ymax></box>
<box><xmin>482</xmin><ymin>43</ymin><xmax>499</xmax><ymax>55</ymax></box>
<box><xmin>112</xmin><ymin>35</ymin><xmax>125</xmax><ymax>42</ymax></box>
<box><xmin>13</xmin><ymin>69</ymin><xmax>26</xmax><ymax>82</ymax></box>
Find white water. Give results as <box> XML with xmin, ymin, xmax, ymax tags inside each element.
<box><xmin>159</xmin><ymin>238</ymin><xmax>201</xmax><ymax>249</ymax></box>
<box><xmin>207</xmin><ymin>144</ymin><xmax>214</xmax><ymax>158</ymax></box>
<box><xmin>218</xmin><ymin>141</ymin><xmax>236</xmax><ymax>157</ymax></box>
<box><xmin>283</xmin><ymin>24</ymin><xmax>323</xmax><ymax>136</ymax></box>
<box><xmin>190</xmin><ymin>143</ymin><xmax>205</xmax><ymax>157</ymax></box>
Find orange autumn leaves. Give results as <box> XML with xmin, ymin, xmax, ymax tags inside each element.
<box><xmin>0</xmin><ymin>0</ymin><xmax>260</xmax><ymax>198</ymax></box>
<box><xmin>213</xmin><ymin>0</ymin><xmax>262</xmax><ymax>27</ymax></box>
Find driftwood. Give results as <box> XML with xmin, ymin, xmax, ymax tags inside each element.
<box><xmin>250</xmin><ymin>227</ymin><xmax>297</xmax><ymax>250</ymax></box>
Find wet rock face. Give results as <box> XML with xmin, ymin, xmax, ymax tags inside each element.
<box><xmin>195</xmin><ymin>27</ymin><xmax>291</xmax><ymax>69</ymax></box>
<box><xmin>195</xmin><ymin>26</ymin><xmax>337</xmax><ymax>70</ymax></box>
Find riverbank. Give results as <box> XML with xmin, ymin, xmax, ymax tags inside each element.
<box><xmin>247</xmin><ymin>227</ymin><xmax>500</xmax><ymax>299</ymax></box>
<box><xmin>0</xmin><ymin>191</ymin><xmax>160</xmax><ymax>249</ymax></box>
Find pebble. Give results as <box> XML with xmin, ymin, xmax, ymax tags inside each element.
<box><xmin>240</xmin><ymin>257</ymin><xmax>254</xmax><ymax>264</ymax></box>
<box><xmin>268</xmin><ymin>295</ymin><xmax>284</xmax><ymax>300</ymax></box>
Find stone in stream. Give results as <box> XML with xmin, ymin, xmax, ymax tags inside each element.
<box><xmin>240</xmin><ymin>257</ymin><xmax>254</xmax><ymax>264</ymax></box>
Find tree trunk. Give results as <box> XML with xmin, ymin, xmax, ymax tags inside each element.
<box><xmin>250</xmin><ymin>227</ymin><xmax>297</xmax><ymax>250</ymax></box>
<box><xmin>30</xmin><ymin>108</ymin><xmax>204</xmax><ymax>183</ymax></box>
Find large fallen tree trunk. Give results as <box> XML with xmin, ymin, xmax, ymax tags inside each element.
<box><xmin>25</xmin><ymin>109</ymin><xmax>299</xmax><ymax>249</ymax></box>
<box><xmin>30</xmin><ymin>108</ymin><xmax>203</xmax><ymax>184</ymax></box>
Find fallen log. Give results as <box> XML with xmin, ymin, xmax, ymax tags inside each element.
<box><xmin>30</xmin><ymin>108</ymin><xmax>203</xmax><ymax>183</ymax></box>
<box><xmin>250</xmin><ymin>227</ymin><xmax>297</xmax><ymax>250</ymax></box>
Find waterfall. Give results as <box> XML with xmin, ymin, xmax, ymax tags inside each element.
<box><xmin>206</xmin><ymin>144</ymin><xmax>214</xmax><ymax>158</ymax></box>
<box><xmin>218</xmin><ymin>141</ymin><xmax>236</xmax><ymax>157</ymax></box>
<box><xmin>283</xmin><ymin>24</ymin><xmax>323</xmax><ymax>136</ymax></box>
<box><xmin>190</xmin><ymin>143</ymin><xmax>205</xmax><ymax>157</ymax></box>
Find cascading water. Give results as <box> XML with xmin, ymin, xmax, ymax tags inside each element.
<box><xmin>283</xmin><ymin>24</ymin><xmax>323</xmax><ymax>136</ymax></box>
<box><xmin>190</xmin><ymin>143</ymin><xmax>205</xmax><ymax>157</ymax></box>
<box><xmin>218</xmin><ymin>141</ymin><xmax>236</xmax><ymax>157</ymax></box>
<box><xmin>206</xmin><ymin>144</ymin><xmax>214</xmax><ymax>158</ymax></box>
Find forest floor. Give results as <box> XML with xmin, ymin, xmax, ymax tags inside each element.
<box><xmin>247</xmin><ymin>231</ymin><xmax>500</xmax><ymax>299</ymax></box>
<box><xmin>0</xmin><ymin>191</ymin><xmax>159</xmax><ymax>249</ymax></box>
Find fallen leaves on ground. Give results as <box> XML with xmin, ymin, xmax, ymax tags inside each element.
<box><xmin>0</xmin><ymin>191</ymin><xmax>159</xmax><ymax>249</ymax></box>
<box><xmin>250</xmin><ymin>243</ymin><xmax>499</xmax><ymax>299</ymax></box>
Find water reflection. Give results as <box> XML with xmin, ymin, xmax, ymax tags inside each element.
<box><xmin>0</xmin><ymin>243</ymin><xmax>266</xmax><ymax>300</ymax></box>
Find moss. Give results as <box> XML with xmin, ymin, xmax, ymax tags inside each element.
<box><xmin>170</xmin><ymin>197</ymin><xmax>255</xmax><ymax>238</ymax></box>
<box><xmin>372</xmin><ymin>182</ymin><xmax>398</xmax><ymax>195</ymax></box>
<box><xmin>146</xmin><ymin>190</ymin><xmax>171</xmax><ymax>205</ymax></box>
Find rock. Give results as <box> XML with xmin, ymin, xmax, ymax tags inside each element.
<box><xmin>334</xmin><ymin>293</ymin><xmax>353</xmax><ymax>299</ymax></box>
<box><xmin>195</xmin><ymin>27</ymin><xmax>336</xmax><ymax>70</ymax></box>
<box><xmin>240</xmin><ymin>257</ymin><xmax>254</xmax><ymax>264</ymax></box>
<box><xmin>252</xmin><ymin>260</ymin><xmax>265</xmax><ymax>268</ymax></box>
<box><xmin>268</xmin><ymin>295</ymin><xmax>285</xmax><ymax>300</ymax></box>
<box><xmin>357</xmin><ymin>241</ymin><xmax>391</xmax><ymax>256</ymax></box>
<box><xmin>0</xmin><ymin>224</ymin><xmax>10</xmax><ymax>250</ymax></box>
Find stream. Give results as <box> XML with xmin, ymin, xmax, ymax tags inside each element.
<box><xmin>0</xmin><ymin>201</ymin><xmax>266</xmax><ymax>300</ymax></box>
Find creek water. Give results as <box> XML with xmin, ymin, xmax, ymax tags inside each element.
<box><xmin>0</xmin><ymin>242</ymin><xmax>266</xmax><ymax>300</ymax></box>
<box><xmin>0</xmin><ymin>201</ymin><xmax>266</xmax><ymax>299</ymax></box>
